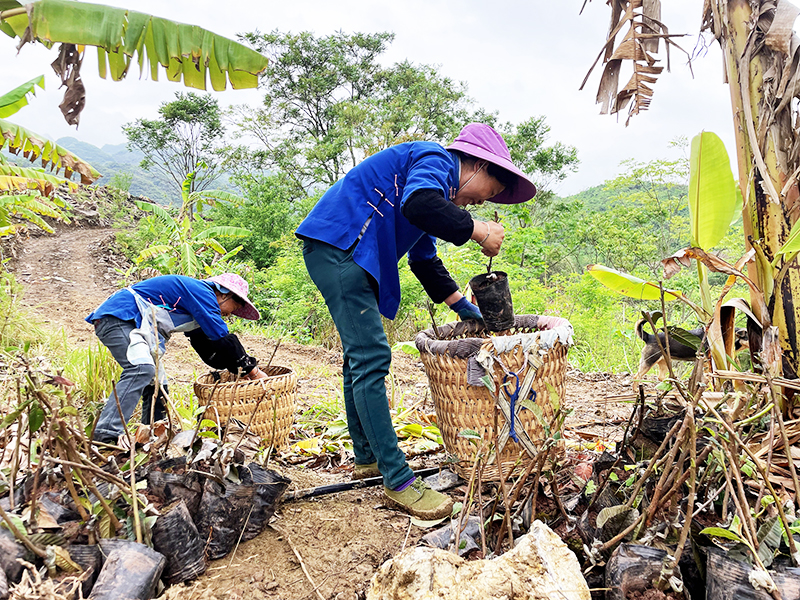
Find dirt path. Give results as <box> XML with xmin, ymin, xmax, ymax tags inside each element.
<box><xmin>8</xmin><ymin>225</ymin><xmax>632</xmax><ymax>600</ymax></box>
<box><xmin>13</xmin><ymin>226</ymin><xmax>120</xmax><ymax>343</ymax></box>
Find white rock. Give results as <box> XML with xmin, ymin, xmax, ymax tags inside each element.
<box><xmin>367</xmin><ymin>520</ymin><xmax>590</xmax><ymax>600</ymax></box>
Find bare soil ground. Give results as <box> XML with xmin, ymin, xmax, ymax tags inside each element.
<box><xmin>8</xmin><ymin>225</ymin><xmax>633</xmax><ymax>600</ymax></box>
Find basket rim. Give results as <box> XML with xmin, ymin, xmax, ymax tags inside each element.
<box><xmin>415</xmin><ymin>314</ymin><xmax>572</xmax><ymax>357</ymax></box>
<box><xmin>194</xmin><ymin>365</ymin><xmax>295</xmax><ymax>389</ymax></box>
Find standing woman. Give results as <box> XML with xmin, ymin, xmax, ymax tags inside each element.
<box><xmin>296</xmin><ymin>123</ymin><xmax>536</xmax><ymax>519</ymax></box>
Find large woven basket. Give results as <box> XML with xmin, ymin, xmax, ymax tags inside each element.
<box><xmin>193</xmin><ymin>365</ymin><xmax>297</xmax><ymax>449</ymax></box>
<box><xmin>415</xmin><ymin>315</ymin><xmax>572</xmax><ymax>480</ymax></box>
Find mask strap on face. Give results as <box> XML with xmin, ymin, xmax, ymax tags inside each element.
<box><xmin>460</xmin><ymin>162</ymin><xmax>485</xmax><ymax>192</ymax></box>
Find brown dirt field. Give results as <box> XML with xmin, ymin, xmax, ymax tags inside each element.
<box><xmin>7</xmin><ymin>224</ymin><xmax>634</xmax><ymax>600</ymax></box>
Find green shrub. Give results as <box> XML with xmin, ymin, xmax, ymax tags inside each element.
<box><xmin>208</xmin><ymin>177</ymin><xmax>311</xmax><ymax>269</ymax></box>
<box><xmin>107</xmin><ymin>171</ymin><xmax>134</xmax><ymax>194</ymax></box>
<box><xmin>0</xmin><ymin>272</ymin><xmax>49</xmax><ymax>352</ymax></box>
<box><xmin>251</xmin><ymin>235</ymin><xmax>336</xmax><ymax>345</ymax></box>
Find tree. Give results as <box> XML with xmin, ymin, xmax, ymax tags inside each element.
<box><xmin>230</xmin><ymin>30</ymin><xmax>392</xmax><ymax>195</ymax></box>
<box><xmin>585</xmin><ymin>0</ymin><xmax>800</xmax><ymax>380</ymax></box>
<box><xmin>231</xmin><ymin>30</ymin><xmax>483</xmax><ymax>197</ymax></box>
<box><xmin>484</xmin><ymin>116</ymin><xmax>579</xmax><ymax>272</ymax></box>
<box><xmin>502</xmin><ymin>117</ymin><xmax>580</xmax><ymax>204</ymax></box>
<box><xmin>600</xmin><ymin>157</ymin><xmax>692</xmax><ymax>276</ymax></box>
<box><xmin>124</xmin><ymin>92</ymin><xmax>225</xmax><ymax>204</ymax></box>
<box><xmin>359</xmin><ymin>61</ymin><xmax>481</xmax><ymax>156</ymax></box>
<box><xmin>208</xmin><ymin>175</ymin><xmax>302</xmax><ymax>269</ymax></box>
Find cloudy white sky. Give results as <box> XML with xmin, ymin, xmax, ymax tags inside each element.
<box><xmin>0</xmin><ymin>0</ymin><xmax>736</xmax><ymax>195</ymax></box>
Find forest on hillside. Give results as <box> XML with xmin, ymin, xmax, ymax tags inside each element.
<box><xmin>4</xmin><ymin>29</ymin><xmax>747</xmax><ymax>375</ymax></box>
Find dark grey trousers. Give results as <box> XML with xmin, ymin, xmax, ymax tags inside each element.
<box><xmin>92</xmin><ymin>316</ymin><xmax>166</xmax><ymax>442</ymax></box>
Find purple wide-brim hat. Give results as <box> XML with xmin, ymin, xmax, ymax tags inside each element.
<box><xmin>206</xmin><ymin>273</ymin><xmax>261</xmax><ymax>321</ymax></box>
<box><xmin>447</xmin><ymin>123</ymin><xmax>537</xmax><ymax>205</ymax></box>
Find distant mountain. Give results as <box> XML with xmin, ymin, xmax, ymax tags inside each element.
<box><xmin>56</xmin><ymin>137</ymin><xmax>175</xmax><ymax>203</ymax></box>
<box><xmin>561</xmin><ymin>181</ymin><xmax>689</xmax><ymax>212</ymax></box>
<box><xmin>100</xmin><ymin>142</ymin><xmax>139</xmax><ymax>163</ymax></box>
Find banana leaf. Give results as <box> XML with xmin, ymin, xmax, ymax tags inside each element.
<box><xmin>218</xmin><ymin>245</ymin><xmax>243</xmax><ymax>261</ymax></box>
<box><xmin>586</xmin><ymin>264</ymin><xmax>682</xmax><ymax>301</ymax></box>
<box><xmin>202</xmin><ymin>238</ymin><xmax>227</xmax><ymax>255</ymax></box>
<box><xmin>0</xmin><ymin>175</ymin><xmax>49</xmax><ymax>194</ymax></box>
<box><xmin>9</xmin><ymin>195</ymin><xmax>65</xmax><ymax>219</ymax></box>
<box><xmin>181</xmin><ymin>171</ymin><xmax>196</xmax><ymax>206</ymax></box>
<box><xmin>689</xmin><ymin>131</ymin><xmax>738</xmax><ymax>250</ymax></box>
<box><xmin>0</xmin><ymin>193</ymin><xmax>67</xmax><ymax>233</ymax></box>
<box><xmin>135</xmin><ymin>244</ymin><xmax>172</xmax><ymax>262</ymax></box>
<box><xmin>0</xmin><ymin>163</ymin><xmax>78</xmax><ymax>192</ymax></box>
<box><xmin>135</xmin><ymin>200</ymin><xmax>178</xmax><ymax>232</ymax></box>
<box><xmin>0</xmin><ymin>75</ymin><xmax>45</xmax><ymax>118</ymax></box>
<box><xmin>21</xmin><ymin>0</ymin><xmax>269</xmax><ymax>91</ymax></box>
<box><xmin>0</xmin><ymin>118</ymin><xmax>100</xmax><ymax>183</ymax></box>
<box><xmin>195</xmin><ymin>226</ymin><xmax>250</xmax><ymax>239</ymax></box>
<box><xmin>179</xmin><ymin>242</ymin><xmax>199</xmax><ymax>277</ymax></box>
<box><xmin>12</xmin><ymin>206</ymin><xmax>54</xmax><ymax>232</ymax></box>
<box><xmin>195</xmin><ymin>190</ymin><xmax>246</xmax><ymax>205</ymax></box>
<box><xmin>0</xmin><ymin>0</ymin><xmax>26</xmax><ymax>39</ymax></box>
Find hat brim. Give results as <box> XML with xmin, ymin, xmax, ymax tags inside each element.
<box><xmin>447</xmin><ymin>140</ymin><xmax>537</xmax><ymax>204</ymax></box>
<box><xmin>207</xmin><ymin>275</ymin><xmax>261</xmax><ymax>321</ymax></box>
<box><xmin>232</xmin><ymin>300</ymin><xmax>260</xmax><ymax>321</ymax></box>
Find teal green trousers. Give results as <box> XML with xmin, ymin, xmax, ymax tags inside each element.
<box><xmin>302</xmin><ymin>238</ymin><xmax>414</xmax><ymax>489</ymax></box>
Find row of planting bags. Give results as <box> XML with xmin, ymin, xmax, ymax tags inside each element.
<box><xmin>0</xmin><ymin>459</ymin><xmax>290</xmax><ymax>599</ymax></box>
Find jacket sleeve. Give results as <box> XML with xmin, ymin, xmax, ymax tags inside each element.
<box><xmin>407</xmin><ymin>235</ymin><xmax>459</xmax><ymax>303</ymax></box>
<box><xmin>401</xmin><ymin>189</ymin><xmax>474</xmax><ymax>246</ymax></box>
<box><xmin>173</xmin><ymin>277</ymin><xmax>230</xmax><ymax>340</ymax></box>
<box><xmin>186</xmin><ymin>330</ymin><xmax>258</xmax><ymax>375</ymax></box>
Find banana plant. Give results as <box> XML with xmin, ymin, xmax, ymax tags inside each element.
<box><xmin>585</xmin><ymin>0</ymin><xmax>800</xmax><ymax>382</ymax></box>
<box><xmin>681</xmin><ymin>131</ymin><xmax>741</xmax><ymax>371</ymax></box>
<box><xmin>588</xmin><ymin>131</ymin><xmax>759</xmax><ymax>378</ymax></box>
<box><xmin>177</xmin><ymin>169</ymin><xmax>242</xmax><ymax>222</ymax></box>
<box><xmin>132</xmin><ymin>172</ymin><xmax>250</xmax><ymax>277</ymax></box>
<box><xmin>0</xmin><ymin>193</ymin><xmax>69</xmax><ymax>236</ymax></box>
<box><xmin>0</xmin><ymin>76</ymin><xmax>95</xmax><ymax>235</ymax></box>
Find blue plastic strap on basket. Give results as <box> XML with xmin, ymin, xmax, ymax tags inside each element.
<box><xmin>503</xmin><ymin>372</ymin><xmax>521</xmax><ymax>443</ymax></box>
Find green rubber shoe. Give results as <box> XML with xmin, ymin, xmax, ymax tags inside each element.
<box><xmin>383</xmin><ymin>477</ymin><xmax>454</xmax><ymax>520</ymax></box>
<box><xmin>352</xmin><ymin>461</ymin><xmax>381</xmax><ymax>480</ymax></box>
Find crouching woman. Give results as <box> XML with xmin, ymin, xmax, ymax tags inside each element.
<box><xmin>87</xmin><ymin>273</ymin><xmax>265</xmax><ymax>444</ymax></box>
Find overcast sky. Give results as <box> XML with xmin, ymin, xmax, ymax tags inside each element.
<box><xmin>0</xmin><ymin>0</ymin><xmax>738</xmax><ymax>195</ymax></box>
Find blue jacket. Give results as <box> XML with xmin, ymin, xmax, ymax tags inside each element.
<box><xmin>295</xmin><ymin>142</ymin><xmax>460</xmax><ymax>319</ymax></box>
<box><xmin>86</xmin><ymin>275</ymin><xmax>229</xmax><ymax>340</ymax></box>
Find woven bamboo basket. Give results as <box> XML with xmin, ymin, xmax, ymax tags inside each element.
<box><xmin>415</xmin><ymin>315</ymin><xmax>572</xmax><ymax>480</ymax></box>
<box><xmin>193</xmin><ymin>365</ymin><xmax>297</xmax><ymax>449</ymax></box>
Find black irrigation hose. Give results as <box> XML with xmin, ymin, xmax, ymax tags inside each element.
<box><xmin>283</xmin><ymin>467</ymin><xmax>442</xmax><ymax>502</ymax></box>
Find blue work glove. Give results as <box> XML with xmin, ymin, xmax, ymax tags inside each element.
<box><xmin>450</xmin><ymin>297</ymin><xmax>484</xmax><ymax>324</ymax></box>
